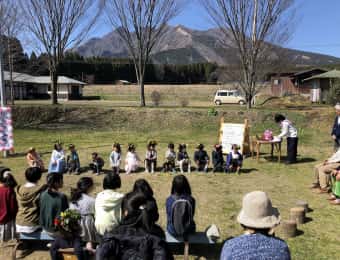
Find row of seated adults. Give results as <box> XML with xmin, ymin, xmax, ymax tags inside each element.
<box><xmin>312</xmin><ymin>147</ymin><xmax>340</xmax><ymax>205</ymax></box>
<box><xmin>0</xmin><ymin>167</ymin><xmax>290</xmax><ymax>259</ymax></box>
<box><xmin>26</xmin><ymin>142</ymin><xmax>243</xmax><ymax>176</ymax></box>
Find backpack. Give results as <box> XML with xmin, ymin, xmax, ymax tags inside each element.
<box><xmin>171</xmin><ymin>196</ymin><xmax>194</xmax><ymax>238</ymax></box>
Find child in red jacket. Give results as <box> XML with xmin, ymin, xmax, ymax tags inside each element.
<box><xmin>0</xmin><ymin>167</ymin><xmax>18</xmax><ymax>241</ymax></box>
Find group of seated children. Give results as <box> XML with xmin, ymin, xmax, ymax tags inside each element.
<box><xmin>0</xmin><ymin>166</ymin><xmax>196</xmax><ymax>259</ymax></box>
<box><xmin>28</xmin><ymin>141</ymin><xmax>244</xmax><ymax>175</ymax></box>
<box><xmin>0</xmin><ymin>166</ymin><xmax>291</xmax><ymax>259</ymax></box>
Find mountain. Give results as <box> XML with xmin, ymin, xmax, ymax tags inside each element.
<box><xmin>76</xmin><ymin>25</ymin><xmax>340</xmax><ymax>66</ymax></box>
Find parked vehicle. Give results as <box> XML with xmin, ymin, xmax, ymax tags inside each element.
<box><xmin>214</xmin><ymin>90</ymin><xmax>246</xmax><ymax>105</ymax></box>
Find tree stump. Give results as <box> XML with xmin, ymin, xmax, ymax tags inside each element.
<box><xmin>280</xmin><ymin>220</ymin><xmax>297</xmax><ymax>238</ymax></box>
<box><xmin>296</xmin><ymin>200</ymin><xmax>309</xmax><ymax>213</ymax></box>
<box><xmin>290</xmin><ymin>207</ymin><xmax>305</xmax><ymax>224</ymax></box>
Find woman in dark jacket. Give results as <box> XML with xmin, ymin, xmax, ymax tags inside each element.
<box><xmin>98</xmin><ymin>193</ymin><xmax>173</xmax><ymax>260</ymax></box>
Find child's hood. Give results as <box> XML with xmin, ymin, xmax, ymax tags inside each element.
<box><xmin>16</xmin><ymin>184</ymin><xmax>45</xmax><ymax>204</ymax></box>
<box><xmin>96</xmin><ymin>190</ymin><xmax>124</xmax><ymax>211</ymax></box>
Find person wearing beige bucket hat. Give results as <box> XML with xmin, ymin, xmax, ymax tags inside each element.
<box><xmin>220</xmin><ymin>191</ymin><xmax>291</xmax><ymax>260</ymax></box>
<box><xmin>331</xmin><ymin>103</ymin><xmax>340</xmax><ymax>151</ymax></box>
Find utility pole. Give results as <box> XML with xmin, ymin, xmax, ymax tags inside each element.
<box><xmin>0</xmin><ymin>45</ymin><xmax>7</xmax><ymax>158</ymax></box>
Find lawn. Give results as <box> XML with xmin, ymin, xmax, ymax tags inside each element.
<box><xmin>2</xmin><ymin>95</ymin><xmax>339</xmax><ymax>259</ymax></box>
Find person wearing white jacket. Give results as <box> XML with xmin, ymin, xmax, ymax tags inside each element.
<box><xmin>274</xmin><ymin>114</ymin><xmax>298</xmax><ymax>164</ymax></box>
<box><xmin>48</xmin><ymin>143</ymin><xmax>66</xmax><ymax>173</ymax></box>
<box><xmin>95</xmin><ymin>173</ymin><xmax>124</xmax><ymax>236</ymax></box>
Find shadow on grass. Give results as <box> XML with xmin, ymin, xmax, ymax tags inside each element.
<box><xmin>304</xmin><ymin>217</ymin><xmax>313</xmax><ymax>224</ymax></box>
<box><xmin>295</xmin><ymin>229</ymin><xmax>304</xmax><ymax>237</ymax></box>
<box><xmin>241</xmin><ymin>168</ymin><xmax>258</xmax><ymax>174</ymax></box>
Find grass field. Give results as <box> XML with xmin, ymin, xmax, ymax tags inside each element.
<box><xmin>3</xmin><ymin>85</ymin><xmax>340</xmax><ymax>259</ymax></box>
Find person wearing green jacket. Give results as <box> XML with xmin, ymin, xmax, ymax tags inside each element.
<box><xmin>39</xmin><ymin>173</ymin><xmax>68</xmax><ymax>236</ymax></box>
<box><xmin>329</xmin><ymin>168</ymin><xmax>340</xmax><ymax>205</ymax></box>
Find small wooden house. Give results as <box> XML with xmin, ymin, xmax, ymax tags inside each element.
<box><xmin>270</xmin><ymin>68</ymin><xmax>328</xmax><ymax>97</ymax></box>
<box><xmin>303</xmin><ymin>70</ymin><xmax>340</xmax><ymax>102</ymax></box>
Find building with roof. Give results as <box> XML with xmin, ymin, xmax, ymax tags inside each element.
<box><xmin>270</xmin><ymin>68</ymin><xmax>327</xmax><ymax>97</ymax></box>
<box><xmin>4</xmin><ymin>71</ymin><xmax>86</xmax><ymax>100</ymax></box>
<box><xmin>303</xmin><ymin>69</ymin><xmax>340</xmax><ymax>102</ymax></box>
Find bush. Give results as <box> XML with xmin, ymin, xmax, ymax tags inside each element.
<box><xmin>179</xmin><ymin>97</ymin><xmax>189</xmax><ymax>107</ymax></box>
<box><xmin>208</xmin><ymin>107</ymin><xmax>218</xmax><ymax>116</ymax></box>
<box><xmin>326</xmin><ymin>79</ymin><xmax>340</xmax><ymax>105</ymax></box>
<box><xmin>150</xmin><ymin>91</ymin><xmax>161</xmax><ymax>106</ymax></box>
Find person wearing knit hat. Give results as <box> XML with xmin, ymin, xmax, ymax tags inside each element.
<box><xmin>220</xmin><ymin>191</ymin><xmax>291</xmax><ymax>260</ymax></box>
<box><xmin>331</xmin><ymin>103</ymin><xmax>340</xmax><ymax>151</ymax></box>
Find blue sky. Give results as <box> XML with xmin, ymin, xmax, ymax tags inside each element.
<box><xmin>91</xmin><ymin>0</ymin><xmax>340</xmax><ymax>58</ymax></box>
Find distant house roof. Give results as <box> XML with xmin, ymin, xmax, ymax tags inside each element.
<box><xmin>3</xmin><ymin>71</ymin><xmax>86</xmax><ymax>85</ymax></box>
<box><xmin>304</xmin><ymin>70</ymin><xmax>340</xmax><ymax>82</ymax></box>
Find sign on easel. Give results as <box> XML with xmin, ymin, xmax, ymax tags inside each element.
<box><xmin>0</xmin><ymin>107</ymin><xmax>14</xmax><ymax>151</ymax></box>
<box><xmin>219</xmin><ymin>118</ymin><xmax>250</xmax><ymax>154</ymax></box>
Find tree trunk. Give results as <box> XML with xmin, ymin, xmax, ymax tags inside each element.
<box><xmin>51</xmin><ymin>70</ymin><xmax>58</xmax><ymax>105</ymax></box>
<box><xmin>139</xmin><ymin>76</ymin><xmax>145</xmax><ymax>107</ymax></box>
<box><xmin>247</xmin><ymin>97</ymin><xmax>252</xmax><ymax>110</ymax></box>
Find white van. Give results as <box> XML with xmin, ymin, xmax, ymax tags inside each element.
<box><xmin>214</xmin><ymin>90</ymin><xmax>246</xmax><ymax>105</ymax></box>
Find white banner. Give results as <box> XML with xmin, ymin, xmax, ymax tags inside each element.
<box><xmin>0</xmin><ymin>107</ymin><xmax>14</xmax><ymax>151</ymax></box>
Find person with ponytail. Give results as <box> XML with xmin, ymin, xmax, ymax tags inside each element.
<box><xmin>132</xmin><ymin>178</ymin><xmax>159</xmax><ymax>223</ymax></box>
<box><xmin>0</xmin><ymin>167</ymin><xmax>18</xmax><ymax>241</ymax></box>
<box><xmin>39</xmin><ymin>173</ymin><xmax>68</xmax><ymax>236</ymax></box>
<box><xmin>69</xmin><ymin>177</ymin><xmax>96</xmax><ymax>252</ymax></box>
<box><xmin>98</xmin><ymin>192</ymin><xmax>173</xmax><ymax>260</ymax></box>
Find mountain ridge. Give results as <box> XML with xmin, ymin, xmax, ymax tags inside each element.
<box><xmin>76</xmin><ymin>25</ymin><xmax>340</xmax><ymax>66</ymax></box>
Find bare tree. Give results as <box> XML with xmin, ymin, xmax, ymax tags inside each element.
<box><xmin>105</xmin><ymin>0</ymin><xmax>182</xmax><ymax>106</ymax></box>
<box><xmin>1</xmin><ymin>1</ymin><xmax>23</xmax><ymax>105</ymax></box>
<box><xmin>19</xmin><ymin>0</ymin><xmax>102</xmax><ymax>104</ymax></box>
<box><xmin>202</xmin><ymin>0</ymin><xmax>296</xmax><ymax>108</ymax></box>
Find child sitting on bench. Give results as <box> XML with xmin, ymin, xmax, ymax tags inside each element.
<box><xmin>50</xmin><ymin>209</ymin><xmax>85</xmax><ymax>260</ymax></box>
<box><xmin>0</xmin><ymin>167</ymin><xmax>18</xmax><ymax>242</ymax></box>
<box><xmin>145</xmin><ymin>141</ymin><xmax>157</xmax><ymax>174</ymax></box>
<box><xmin>40</xmin><ymin>173</ymin><xmax>68</xmax><ymax>237</ymax></box>
<box><xmin>16</xmin><ymin>167</ymin><xmax>46</xmax><ymax>235</ymax></box>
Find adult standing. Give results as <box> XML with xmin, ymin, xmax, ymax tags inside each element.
<box><xmin>331</xmin><ymin>103</ymin><xmax>340</xmax><ymax>151</ymax></box>
<box><xmin>220</xmin><ymin>191</ymin><xmax>291</xmax><ymax>260</ymax></box>
<box><xmin>274</xmin><ymin>114</ymin><xmax>298</xmax><ymax>164</ymax></box>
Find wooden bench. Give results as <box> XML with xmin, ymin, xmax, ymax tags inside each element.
<box><xmin>19</xmin><ymin>231</ymin><xmax>216</xmax><ymax>260</ymax></box>
<box><xmin>165</xmin><ymin>232</ymin><xmax>216</xmax><ymax>260</ymax></box>
<box><xmin>19</xmin><ymin>231</ymin><xmax>54</xmax><ymax>241</ymax></box>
